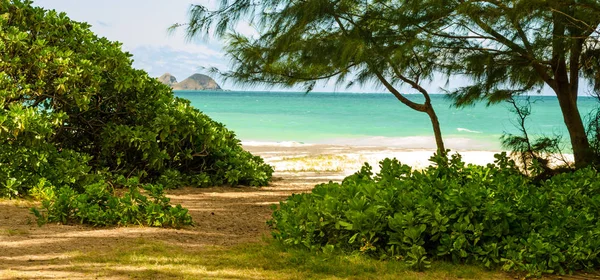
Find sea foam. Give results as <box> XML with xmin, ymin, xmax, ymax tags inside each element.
<box><xmin>457</xmin><ymin>128</ymin><xmax>483</xmax><ymax>134</ymax></box>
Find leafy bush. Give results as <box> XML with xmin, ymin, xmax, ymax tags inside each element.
<box><xmin>32</xmin><ymin>177</ymin><xmax>193</xmax><ymax>228</ymax></box>
<box><xmin>269</xmin><ymin>153</ymin><xmax>600</xmax><ymax>276</ymax></box>
<box><xmin>0</xmin><ymin>0</ymin><xmax>273</xmax><ymax>226</ymax></box>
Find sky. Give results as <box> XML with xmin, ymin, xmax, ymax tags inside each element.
<box><xmin>33</xmin><ymin>1</ymin><xmax>231</xmax><ymax>85</ymax></box>
<box><xmin>31</xmin><ymin>1</ymin><xmax>589</xmax><ymax>95</ymax></box>
<box><xmin>30</xmin><ymin>0</ymin><xmax>472</xmax><ymax>93</ymax></box>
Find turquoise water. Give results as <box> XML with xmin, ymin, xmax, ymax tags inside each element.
<box><xmin>175</xmin><ymin>91</ymin><xmax>598</xmax><ymax>151</ymax></box>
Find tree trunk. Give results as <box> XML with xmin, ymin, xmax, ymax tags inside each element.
<box><xmin>371</xmin><ymin>71</ymin><xmax>446</xmax><ymax>155</ymax></box>
<box><xmin>425</xmin><ymin>105</ymin><xmax>446</xmax><ymax>155</ymax></box>
<box><xmin>555</xmin><ymin>87</ymin><xmax>592</xmax><ymax>168</ymax></box>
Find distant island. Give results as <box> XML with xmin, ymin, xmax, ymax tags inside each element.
<box><xmin>158</xmin><ymin>73</ymin><xmax>222</xmax><ymax>91</ymax></box>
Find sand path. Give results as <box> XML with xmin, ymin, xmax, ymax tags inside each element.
<box><xmin>0</xmin><ymin>145</ymin><xmax>349</xmax><ymax>279</ymax></box>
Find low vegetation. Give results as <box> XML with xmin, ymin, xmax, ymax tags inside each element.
<box><xmin>31</xmin><ymin>177</ymin><xmax>193</xmax><ymax>227</ymax></box>
<box><xmin>269</xmin><ymin>153</ymin><xmax>600</xmax><ymax>276</ymax></box>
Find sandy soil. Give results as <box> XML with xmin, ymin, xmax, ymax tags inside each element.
<box><xmin>0</xmin><ymin>174</ymin><xmax>345</xmax><ymax>279</ymax></box>
<box><xmin>0</xmin><ymin>144</ymin><xmax>575</xmax><ymax>279</ymax></box>
<box><xmin>0</xmin><ymin>145</ymin><xmax>352</xmax><ymax>279</ymax></box>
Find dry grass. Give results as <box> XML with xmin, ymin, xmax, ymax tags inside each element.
<box><xmin>45</xmin><ymin>238</ymin><xmax>509</xmax><ymax>280</ymax></box>
<box><xmin>0</xmin><ymin>228</ymin><xmax>29</xmax><ymax>236</ymax></box>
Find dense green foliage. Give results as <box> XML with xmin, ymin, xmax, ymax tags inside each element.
<box><xmin>32</xmin><ymin>177</ymin><xmax>192</xmax><ymax>227</ymax></box>
<box><xmin>269</xmin><ymin>154</ymin><xmax>600</xmax><ymax>276</ymax></box>
<box><xmin>0</xmin><ymin>0</ymin><xmax>272</xmax><ymax>226</ymax></box>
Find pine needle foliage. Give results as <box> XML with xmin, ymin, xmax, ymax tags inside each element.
<box><xmin>174</xmin><ymin>0</ymin><xmax>454</xmax><ymax>153</ymax></box>
<box><xmin>177</xmin><ymin>0</ymin><xmax>600</xmax><ymax>167</ymax></box>
<box><xmin>500</xmin><ymin>97</ymin><xmax>571</xmax><ymax>178</ymax></box>
<box><xmin>418</xmin><ymin>0</ymin><xmax>600</xmax><ymax>167</ymax></box>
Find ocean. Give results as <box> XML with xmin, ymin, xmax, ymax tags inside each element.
<box><xmin>175</xmin><ymin>91</ymin><xmax>599</xmax><ymax>151</ymax></box>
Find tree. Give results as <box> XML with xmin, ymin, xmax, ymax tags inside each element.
<box><xmin>421</xmin><ymin>0</ymin><xmax>600</xmax><ymax>168</ymax></box>
<box><xmin>179</xmin><ymin>0</ymin><xmax>600</xmax><ymax>167</ymax></box>
<box><xmin>175</xmin><ymin>0</ymin><xmax>448</xmax><ymax>154</ymax></box>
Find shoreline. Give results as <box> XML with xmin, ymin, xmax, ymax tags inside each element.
<box><xmin>243</xmin><ymin>142</ymin><xmax>575</xmax><ymax>177</ymax></box>
<box><xmin>241</xmin><ymin>135</ymin><xmax>504</xmax><ymax>151</ymax></box>
<box><xmin>243</xmin><ymin>142</ymin><xmax>508</xmax><ymax>177</ymax></box>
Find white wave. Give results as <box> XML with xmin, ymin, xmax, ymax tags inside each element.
<box><xmin>457</xmin><ymin>128</ymin><xmax>482</xmax><ymax>134</ymax></box>
<box><xmin>242</xmin><ymin>141</ymin><xmax>312</xmax><ymax>147</ymax></box>
<box><xmin>315</xmin><ymin>136</ymin><xmax>500</xmax><ymax>151</ymax></box>
<box><xmin>243</xmin><ymin>136</ymin><xmax>501</xmax><ymax>151</ymax></box>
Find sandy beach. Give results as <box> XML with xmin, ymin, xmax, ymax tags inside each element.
<box><xmin>244</xmin><ymin>142</ymin><xmax>504</xmax><ymax>178</ymax></box>
<box><xmin>243</xmin><ymin>142</ymin><xmax>577</xmax><ymax>178</ymax></box>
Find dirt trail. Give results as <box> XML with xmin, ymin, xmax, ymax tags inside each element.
<box><xmin>0</xmin><ymin>147</ymin><xmax>344</xmax><ymax>279</ymax></box>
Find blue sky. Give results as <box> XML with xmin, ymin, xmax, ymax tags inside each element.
<box><xmin>33</xmin><ymin>1</ymin><xmax>230</xmax><ymax>85</ymax></box>
<box><xmin>32</xmin><ymin>0</ymin><xmax>473</xmax><ymax>93</ymax></box>
<box><xmin>32</xmin><ymin>1</ymin><xmax>588</xmax><ymax>95</ymax></box>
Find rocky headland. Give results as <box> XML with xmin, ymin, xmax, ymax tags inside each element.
<box><xmin>158</xmin><ymin>73</ymin><xmax>222</xmax><ymax>91</ymax></box>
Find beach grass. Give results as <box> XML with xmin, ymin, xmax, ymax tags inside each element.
<box><xmin>63</xmin><ymin>238</ymin><xmax>509</xmax><ymax>280</ymax></box>
<box><xmin>0</xmin><ymin>228</ymin><xmax>29</xmax><ymax>236</ymax></box>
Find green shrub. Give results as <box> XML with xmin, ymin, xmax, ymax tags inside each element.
<box><xmin>269</xmin><ymin>153</ymin><xmax>600</xmax><ymax>276</ymax></box>
<box><xmin>0</xmin><ymin>0</ymin><xmax>273</xmax><ymax>226</ymax></box>
<box><xmin>32</xmin><ymin>177</ymin><xmax>193</xmax><ymax>228</ymax></box>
